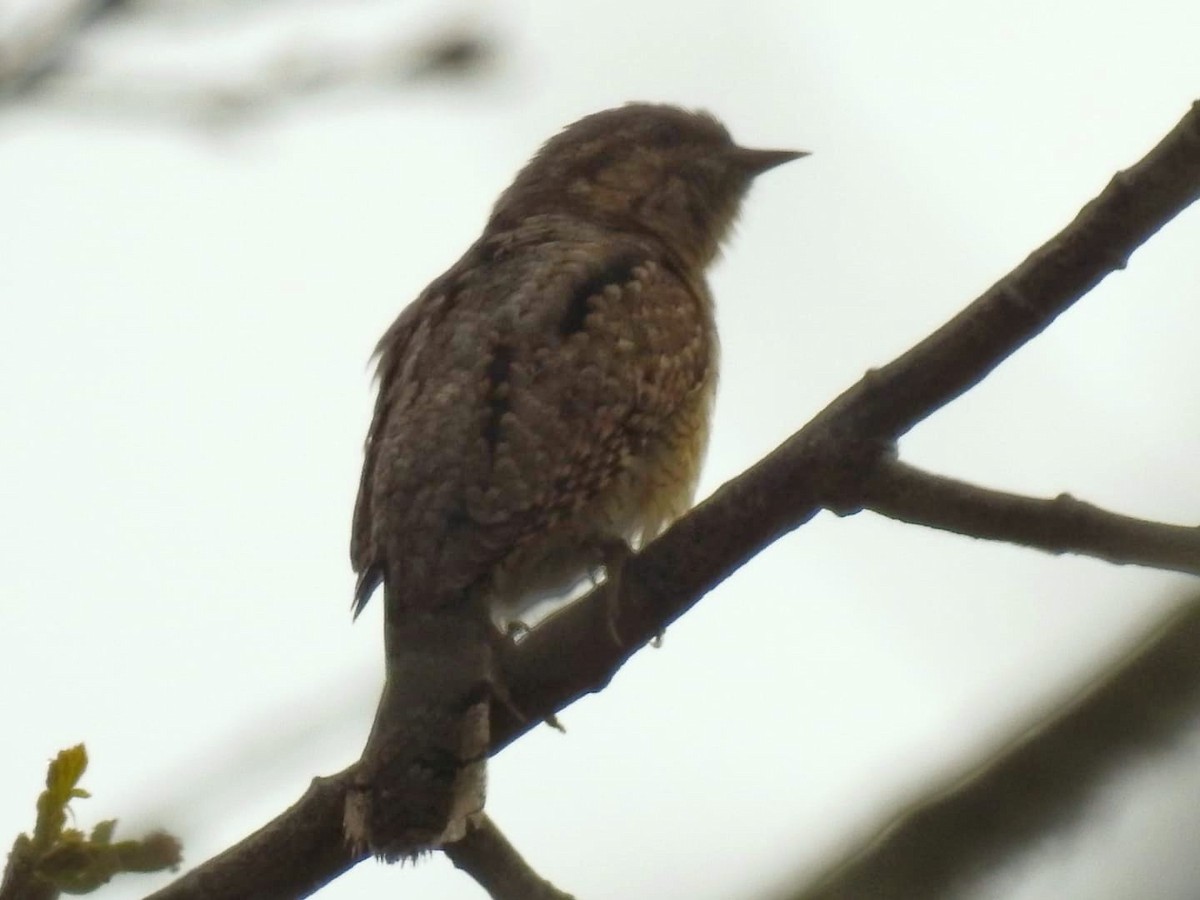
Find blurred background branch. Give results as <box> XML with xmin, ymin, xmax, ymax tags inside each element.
<box><xmin>783</xmin><ymin>592</ymin><xmax>1200</xmax><ymax>899</ymax></box>
<box><xmin>0</xmin><ymin>0</ymin><xmax>495</xmax><ymax>125</ymax></box>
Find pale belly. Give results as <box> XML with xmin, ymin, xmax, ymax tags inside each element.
<box><xmin>489</xmin><ymin>374</ymin><xmax>715</xmax><ymax>628</ymax></box>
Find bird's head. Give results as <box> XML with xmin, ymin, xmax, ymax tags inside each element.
<box><xmin>489</xmin><ymin>103</ymin><xmax>806</xmax><ymax>268</ymax></box>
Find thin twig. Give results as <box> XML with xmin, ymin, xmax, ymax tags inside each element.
<box><xmin>856</xmin><ymin>457</ymin><xmax>1200</xmax><ymax>575</ymax></box>
<box><xmin>27</xmin><ymin>27</ymin><xmax>493</xmax><ymax>128</ymax></box>
<box><xmin>2</xmin><ymin>0</ymin><xmax>493</xmax><ymax>126</ymax></box>
<box><xmin>445</xmin><ymin>815</ymin><xmax>575</xmax><ymax>900</ymax></box>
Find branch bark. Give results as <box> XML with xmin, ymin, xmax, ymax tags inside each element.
<box><xmin>0</xmin><ymin>844</ymin><xmax>58</xmax><ymax>900</ymax></box>
<box><xmin>145</xmin><ymin>101</ymin><xmax>1200</xmax><ymax>899</ymax></box>
<box><xmin>857</xmin><ymin>458</ymin><xmax>1200</xmax><ymax>575</ymax></box>
<box><xmin>0</xmin><ymin>0</ymin><xmax>118</xmax><ymax>98</ymax></box>
<box><xmin>445</xmin><ymin>815</ymin><xmax>576</xmax><ymax>900</ymax></box>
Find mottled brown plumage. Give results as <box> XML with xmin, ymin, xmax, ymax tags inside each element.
<box><xmin>347</xmin><ymin>103</ymin><xmax>804</xmax><ymax>854</ymax></box>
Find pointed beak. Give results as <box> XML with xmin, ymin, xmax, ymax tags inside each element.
<box><xmin>731</xmin><ymin>146</ymin><xmax>810</xmax><ymax>175</ymax></box>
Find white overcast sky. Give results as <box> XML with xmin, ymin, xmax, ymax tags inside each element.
<box><xmin>2</xmin><ymin>1</ymin><xmax>1199</xmax><ymax>898</ymax></box>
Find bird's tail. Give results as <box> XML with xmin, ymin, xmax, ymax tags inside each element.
<box><xmin>345</xmin><ymin>602</ymin><xmax>493</xmax><ymax>857</ymax></box>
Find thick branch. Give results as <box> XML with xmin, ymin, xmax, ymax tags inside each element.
<box><xmin>445</xmin><ymin>815</ymin><xmax>575</xmax><ymax>900</ymax></box>
<box><xmin>0</xmin><ymin>842</ymin><xmax>58</xmax><ymax>900</ymax></box>
<box><xmin>785</xmin><ymin>595</ymin><xmax>1200</xmax><ymax>899</ymax></box>
<box><xmin>146</xmin><ymin>103</ymin><xmax>1200</xmax><ymax>900</ymax></box>
<box><xmin>857</xmin><ymin>458</ymin><xmax>1200</xmax><ymax>575</ymax></box>
<box><xmin>825</xmin><ymin>104</ymin><xmax>1200</xmax><ymax>443</ymax></box>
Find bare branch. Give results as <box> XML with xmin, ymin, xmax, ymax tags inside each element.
<box><xmin>784</xmin><ymin>595</ymin><xmax>1200</xmax><ymax>899</ymax></box>
<box><xmin>1</xmin><ymin>0</ymin><xmax>494</xmax><ymax>126</ymax></box>
<box><xmin>19</xmin><ymin>27</ymin><xmax>493</xmax><ymax>129</ymax></box>
<box><xmin>0</xmin><ymin>847</ymin><xmax>58</xmax><ymax>900</ymax></box>
<box><xmin>826</xmin><ymin>108</ymin><xmax>1200</xmax><ymax>446</ymax></box>
<box><xmin>143</xmin><ymin>773</ymin><xmax>354</xmax><ymax>900</ymax></box>
<box><xmin>0</xmin><ymin>0</ymin><xmax>122</xmax><ymax>97</ymax></box>
<box><xmin>857</xmin><ymin>457</ymin><xmax>1200</xmax><ymax>575</ymax></box>
<box><xmin>141</xmin><ymin>102</ymin><xmax>1200</xmax><ymax>900</ymax></box>
<box><xmin>445</xmin><ymin>815</ymin><xmax>576</xmax><ymax>900</ymax></box>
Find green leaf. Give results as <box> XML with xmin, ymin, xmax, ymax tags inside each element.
<box><xmin>9</xmin><ymin>745</ymin><xmax>183</xmax><ymax>896</ymax></box>
<box><xmin>89</xmin><ymin>820</ymin><xmax>117</xmax><ymax>845</ymax></box>
<box><xmin>46</xmin><ymin>745</ymin><xmax>89</xmax><ymax>800</ymax></box>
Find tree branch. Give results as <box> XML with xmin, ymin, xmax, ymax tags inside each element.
<box><xmin>145</xmin><ymin>102</ymin><xmax>1200</xmax><ymax>899</ymax></box>
<box><xmin>0</xmin><ymin>0</ymin><xmax>122</xmax><ymax>98</ymax></box>
<box><xmin>856</xmin><ymin>457</ymin><xmax>1200</xmax><ymax>575</ymax></box>
<box><xmin>784</xmin><ymin>594</ymin><xmax>1200</xmax><ymax>899</ymax></box>
<box><xmin>1</xmin><ymin>1</ymin><xmax>493</xmax><ymax>125</ymax></box>
<box><xmin>444</xmin><ymin>815</ymin><xmax>575</xmax><ymax>900</ymax></box>
<box><xmin>0</xmin><ymin>845</ymin><xmax>58</xmax><ymax>900</ymax></box>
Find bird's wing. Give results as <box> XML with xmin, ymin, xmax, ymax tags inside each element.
<box><xmin>350</xmin><ymin>269</ymin><xmax>459</xmax><ymax>614</ymax></box>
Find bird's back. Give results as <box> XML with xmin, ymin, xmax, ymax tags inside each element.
<box><xmin>352</xmin><ymin>213</ymin><xmax>717</xmax><ymax>619</ymax></box>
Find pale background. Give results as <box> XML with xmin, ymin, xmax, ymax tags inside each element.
<box><xmin>2</xmin><ymin>1</ymin><xmax>1199</xmax><ymax>898</ymax></box>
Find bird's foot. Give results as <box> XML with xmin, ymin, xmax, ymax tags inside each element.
<box><xmin>487</xmin><ymin>624</ymin><xmax>565</xmax><ymax>733</ymax></box>
<box><xmin>594</xmin><ymin>536</ymin><xmax>634</xmax><ymax>648</ymax></box>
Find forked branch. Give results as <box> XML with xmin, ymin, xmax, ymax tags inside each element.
<box><xmin>146</xmin><ymin>102</ymin><xmax>1200</xmax><ymax>899</ymax></box>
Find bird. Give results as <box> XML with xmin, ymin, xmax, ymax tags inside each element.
<box><xmin>346</xmin><ymin>102</ymin><xmax>805</xmax><ymax>856</ymax></box>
